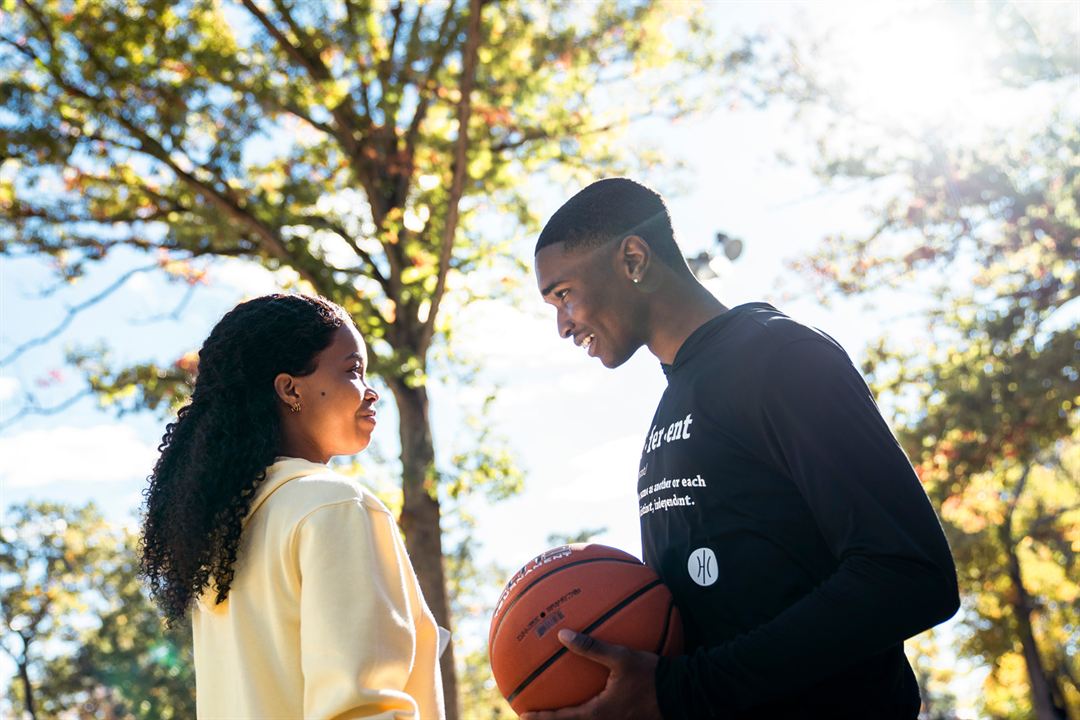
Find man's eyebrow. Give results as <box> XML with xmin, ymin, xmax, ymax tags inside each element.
<box><xmin>540</xmin><ymin>279</ymin><xmax>564</xmax><ymax>297</ymax></box>
<box><xmin>345</xmin><ymin>352</ymin><xmax>364</xmax><ymax>362</ymax></box>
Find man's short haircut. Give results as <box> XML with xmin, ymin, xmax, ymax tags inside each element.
<box><xmin>534</xmin><ymin>177</ymin><xmax>687</xmax><ymax>270</ymax></box>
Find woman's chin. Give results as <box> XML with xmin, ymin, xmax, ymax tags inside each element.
<box><xmin>325</xmin><ymin>438</ymin><xmax>371</xmax><ymax>459</ymax></box>
<box><xmin>351</xmin><ymin>435</ymin><xmax>373</xmax><ymax>454</ymax></box>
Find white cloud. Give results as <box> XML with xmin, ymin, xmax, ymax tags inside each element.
<box><xmin>546</xmin><ymin>433</ymin><xmax>644</xmax><ymax>503</ymax></box>
<box><xmin>489</xmin><ymin>372</ymin><xmax>598</xmax><ymax>410</ymax></box>
<box><xmin>124</xmin><ymin>271</ymin><xmax>177</xmax><ymax>311</ymax></box>
<box><xmin>309</xmin><ymin>231</ymin><xmax>361</xmax><ymax>269</ymax></box>
<box><xmin>0</xmin><ymin>424</ymin><xmax>158</xmax><ymax>488</ymax></box>
<box><xmin>0</xmin><ymin>377</ymin><xmax>21</xmax><ymax>403</ymax></box>
<box><xmin>209</xmin><ymin>259</ymin><xmax>291</xmax><ymax>296</ymax></box>
<box><xmin>452</xmin><ymin>299</ymin><xmax>585</xmax><ymax>373</ymax></box>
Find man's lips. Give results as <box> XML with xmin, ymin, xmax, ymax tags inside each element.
<box><xmin>574</xmin><ymin>332</ymin><xmax>596</xmax><ymax>351</ymax></box>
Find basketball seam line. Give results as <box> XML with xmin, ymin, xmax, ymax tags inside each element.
<box><xmin>490</xmin><ymin>557</ymin><xmax>643</xmax><ymax>644</ymax></box>
<box><xmin>505</xmin><ymin>579</ymin><xmax>663</xmax><ymax>705</ymax></box>
<box><xmin>654</xmin><ymin>597</ymin><xmax>674</xmax><ymax>654</ymax></box>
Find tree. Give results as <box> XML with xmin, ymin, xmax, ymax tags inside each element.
<box><xmin>869</xmin><ymin>312</ymin><xmax>1079</xmax><ymax>719</ymax></box>
<box><xmin>38</xmin><ymin>530</ymin><xmax>197</xmax><ymax>720</ymax></box>
<box><xmin>1</xmin><ymin>502</ymin><xmax>195</xmax><ymax>720</ymax></box>
<box><xmin>756</xmin><ymin>2</ymin><xmax>1079</xmax><ymax>717</ymax></box>
<box><xmin>0</xmin><ymin>1</ymin><xmax>743</xmax><ymax>713</ymax></box>
<box><xmin>1</xmin><ymin>502</ymin><xmax>113</xmax><ymax>720</ymax></box>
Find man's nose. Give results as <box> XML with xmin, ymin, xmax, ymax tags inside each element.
<box><xmin>557</xmin><ymin>308</ymin><xmax>574</xmax><ymax>339</ymax></box>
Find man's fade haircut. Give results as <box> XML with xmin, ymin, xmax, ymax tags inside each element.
<box><xmin>534</xmin><ymin>177</ymin><xmax>686</xmax><ymax>270</ymax></box>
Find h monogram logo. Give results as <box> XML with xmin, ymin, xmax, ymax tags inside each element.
<box><xmin>687</xmin><ymin>547</ymin><xmax>718</xmax><ymax>587</ymax></box>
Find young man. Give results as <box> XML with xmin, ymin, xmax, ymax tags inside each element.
<box><xmin>524</xmin><ymin>178</ymin><xmax>960</xmax><ymax>720</ymax></box>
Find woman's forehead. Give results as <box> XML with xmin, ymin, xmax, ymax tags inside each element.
<box><xmin>327</xmin><ymin>324</ymin><xmax>366</xmax><ymax>355</ymax></box>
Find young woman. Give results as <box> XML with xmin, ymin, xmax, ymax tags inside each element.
<box><xmin>141</xmin><ymin>293</ymin><xmax>445</xmax><ymax>719</ymax></box>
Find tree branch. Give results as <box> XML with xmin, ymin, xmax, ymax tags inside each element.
<box><xmin>2</xmin><ymin>33</ymin><xmax>312</xmax><ymax>285</ymax></box>
<box><xmin>131</xmin><ymin>282</ymin><xmax>199</xmax><ymax>325</ymax></box>
<box><xmin>342</xmin><ymin>0</ymin><xmax>374</xmax><ymax>118</ymax></box>
<box><xmin>488</xmin><ymin>111</ymin><xmax>658</xmax><ymax>154</ymax></box>
<box><xmin>239</xmin><ymin>0</ymin><xmax>378</xmax><ymax>225</ymax></box>
<box><xmin>420</xmin><ymin>0</ymin><xmax>482</xmax><ymax>354</ymax></box>
<box><xmin>303</xmin><ymin>216</ymin><xmax>391</xmax><ymax>293</ymax></box>
<box><xmin>17</xmin><ymin>0</ymin><xmax>57</xmax><ymax>58</ymax></box>
<box><xmin>0</xmin><ymin>32</ymin><xmax>44</xmax><ymax>65</ymax></box>
<box><xmin>238</xmin><ymin>0</ymin><xmax>364</xmax><ymax>146</ymax></box>
<box><xmin>269</xmin><ymin>0</ymin><xmax>329</xmax><ymax>75</ymax></box>
<box><xmin>1054</xmin><ymin>645</ymin><xmax>1080</xmax><ymax>695</ymax></box>
<box><xmin>240</xmin><ymin>0</ymin><xmax>330</xmax><ymax>81</ymax></box>
<box><xmin>397</xmin><ymin>3</ymin><xmax>426</xmax><ymax>88</ymax></box>
<box><xmin>215</xmin><ymin>72</ymin><xmax>337</xmax><ymax>137</ymax></box>
<box><xmin>0</xmin><ymin>389</ymin><xmax>94</xmax><ymax>432</ymax></box>
<box><xmin>0</xmin><ymin>264</ymin><xmax>159</xmax><ymax>366</ymax></box>
<box><xmin>382</xmin><ymin>1</ymin><xmax>405</xmax><ymax>92</ymax></box>
<box><xmin>15</xmin><ymin>631</ymin><xmax>38</xmax><ymax>720</ymax></box>
<box><xmin>402</xmin><ymin>2</ymin><xmax>459</xmax><ymax>167</ymax></box>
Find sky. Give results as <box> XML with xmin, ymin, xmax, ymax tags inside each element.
<box><xmin>4</xmin><ymin>0</ymin><xmax>1075</xmax><ymax>715</ymax></box>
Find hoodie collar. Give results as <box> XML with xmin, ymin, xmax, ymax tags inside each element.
<box><xmin>244</xmin><ymin>456</ymin><xmax>333</xmax><ymax>525</ymax></box>
<box><xmin>661</xmin><ymin>302</ymin><xmax>776</xmax><ymax>377</ymax></box>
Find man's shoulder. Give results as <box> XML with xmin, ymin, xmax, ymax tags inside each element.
<box><xmin>706</xmin><ymin>304</ymin><xmax>844</xmax><ymax>365</ymax></box>
<box><xmin>685</xmin><ymin>305</ymin><xmax>850</xmax><ymax>408</ymax></box>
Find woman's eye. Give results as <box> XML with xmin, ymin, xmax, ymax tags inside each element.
<box><xmin>556</xmin><ymin>289</ymin><xmax>569</xmax><ymax>301</ymax></box>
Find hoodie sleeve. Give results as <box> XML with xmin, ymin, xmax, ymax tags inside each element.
<box><xmin>295</xmin><ymin>497</ymin><xmax>445</xmax><ymax>720</ymax></box>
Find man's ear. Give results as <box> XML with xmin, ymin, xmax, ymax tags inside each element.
<box><xmin>274</xmin><ymin>373</ymin><xmax>301</xmax><ymax>407</ymax></box>
<box><xmin>618</xmin><ymin>235</ymin><xmax>652</xmax><ymax>284</ymax></box>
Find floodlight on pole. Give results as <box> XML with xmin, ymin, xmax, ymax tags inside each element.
<box><xmin>687</xmin><ymin>231</ymin><xmax>745</xmax><ymax>283</ymax></box>
<box><xmin>717</xmin><ymin>232</ymin><xmax>744</xmax><ymax>261</ymax></box>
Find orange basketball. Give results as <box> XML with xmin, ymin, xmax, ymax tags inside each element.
<box><xmin>488</xmin><ymin>543</ymin><xmax>683</xmax><ymax>714</ymax></box>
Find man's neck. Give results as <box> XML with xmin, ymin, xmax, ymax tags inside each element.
<box><xmin>645</xmin><ymin>279</ymin><xmax>729</xmax><ymax>365</ymax></box>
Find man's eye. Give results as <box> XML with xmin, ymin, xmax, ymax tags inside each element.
<box><xmin>556</xmin><ymin>289</ymin><xmax>569</xmax><ymax>300</ymax></box>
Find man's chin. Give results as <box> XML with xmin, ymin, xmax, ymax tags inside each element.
<box><xmin>600</xmin><ymin>346</ymin><xmax>637</xmax><ymax>369</ymax></box>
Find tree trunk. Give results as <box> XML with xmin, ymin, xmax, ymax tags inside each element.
<box><xmin>1001</xmin><ymin>530</ymin><xmax>1067</xmax><ymax>720</ymax></box>
<box><xmin>391</xmin><ymin>379</ymin><xmax>459</xmax><ymax>720</ymax></box>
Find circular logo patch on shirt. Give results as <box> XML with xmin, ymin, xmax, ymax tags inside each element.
<box><xmin>688</xmin><ymin>547</ymin><xmax>718</xmax><ymax>587</ymax></box>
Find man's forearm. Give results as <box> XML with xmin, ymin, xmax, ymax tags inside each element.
<box><xmin>654</xmin><ymin>553</ymin><xmax>958</xmax><ymax>718</ymax></box>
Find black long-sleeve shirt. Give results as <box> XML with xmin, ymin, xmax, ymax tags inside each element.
<box><xmin>639</xmin><ymin>303</ymin><xmax>959</xmax><ymax>719</ymax></box>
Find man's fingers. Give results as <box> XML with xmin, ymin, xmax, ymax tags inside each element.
<box><xmin>520</xmin><ymin>696</ymin><xmax>597</xmax><ymax>720</ymax></box>
<box><xmin>521</xmin><ymin>704</ymin><xmax>591</xmax><ymax>720</ymax></box>
<box><xmin>520</xmin><ymin>711</ymin><xmax>556</xmax><ymax>720</ymax></box>
<box><xmin>518</xmin><ymin>632</ymin><xmax>634</xmax><ymax>719</ymax></box>
<box><xmin>557</xmin><ymin>629</ymin><xmax>626</xmax><ymax>668</ymax></box>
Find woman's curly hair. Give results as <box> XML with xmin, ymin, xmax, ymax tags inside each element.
<box><xmin>141</xmin><ymin>293</ymin><xmax>351</xmax><ymax>623</ymax></box>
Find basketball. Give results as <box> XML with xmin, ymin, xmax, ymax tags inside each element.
<box><xmin>487</xmin><ymin>543</ymin><xmax>683</xmax><ymax>714</ymax></box>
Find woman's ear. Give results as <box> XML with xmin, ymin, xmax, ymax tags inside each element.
<box><xmin>619</xmin><ymin>234</ymin><xmax>652</xmax><ymax>284</ymax></box>
<box><xmin>274</xmin><ymin>373</ymin><xmax>301</xmax><ymax>408</ymax></box>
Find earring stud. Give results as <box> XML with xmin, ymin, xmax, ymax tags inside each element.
<box><xmin>291</xmin><ymin>402</ymin><xmax>302</xmax><ymax>413</ymax></box>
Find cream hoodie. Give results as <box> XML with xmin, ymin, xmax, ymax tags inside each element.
<box><xmin>193</xmin><ymin>457</ymin><xmax>445</xmax><ymax>720</ymax></box>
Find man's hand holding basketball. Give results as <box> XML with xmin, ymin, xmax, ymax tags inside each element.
<box><xmin>520</xmin><ymin>629</ymin><xmax>663</xmax><ymax>720</ymax></box>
